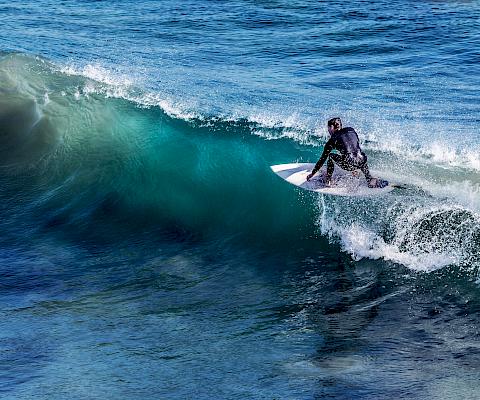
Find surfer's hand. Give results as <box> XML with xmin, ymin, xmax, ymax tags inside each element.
<box><xmin>351</xmin><ymin>170</ymin><xmax>359</xmax><ymax>177</ymax></box>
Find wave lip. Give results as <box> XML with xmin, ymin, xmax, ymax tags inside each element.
<box><xmin>59</xmin><ymin>62</ymin><xmax>201</xmax><ymax>121</ymax></box>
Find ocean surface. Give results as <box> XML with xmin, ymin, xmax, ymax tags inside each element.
<box><xmin>1</xmin><ymin>0</ymin><xmax>480</xmax><ymax>398</ymax></box>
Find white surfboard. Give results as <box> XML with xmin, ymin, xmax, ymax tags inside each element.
<box><xmin>271</xmin><ymin>163</ymin><xmax>395</xmax><ymax>197</ymax></box>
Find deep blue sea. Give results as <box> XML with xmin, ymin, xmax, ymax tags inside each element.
<box><xmin>1</xmin><ymin>0</ymin><xmax>480</xmax><ymax>398</ymax></box>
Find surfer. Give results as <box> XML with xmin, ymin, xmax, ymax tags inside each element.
<box><xmin>306</xmin><ymin>117</ymin><xmax>382</xmax><ymax>188</ymax></box>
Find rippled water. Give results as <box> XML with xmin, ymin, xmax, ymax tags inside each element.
<box><xmin>1</xmin><ymin>0</ymin><xmax>480</xmax><ymax>398</ymax></box>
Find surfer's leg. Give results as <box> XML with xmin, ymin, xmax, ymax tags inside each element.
<box><xmin>330</xmin><ymin>154</ymin><xmax>355</xmax><ymax>171</ymax></box>
<box><xmin>360</xmin><ymin>163</ymin><xmax>372</xmax><ymax>181</ymax></box>
<box><xmin>326</xmin><ymin>154</ymin><xmax>351</xmax><ymax>185</ymax></box>
<box><xmin>361</xmin><ymin>163</ymin><xmax>386</xmax><ymax>188</ymax></box>
<box><xmin>330</xmin><ymin>153</ymin><xmax>379</xmax><ymax>187</ymax></box>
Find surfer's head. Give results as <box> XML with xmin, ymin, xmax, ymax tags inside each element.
<box><xmin>327</xmin><ymin>117</ymin><xmax>342</xmax><ymax>135</ymax></box>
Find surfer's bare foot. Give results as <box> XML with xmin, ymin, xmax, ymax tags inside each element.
<box><xmin>351</xmin><ymin>170</ymin><xmax>360</xmax><ymax>178</ymax></box>
<box><xmin>368</xmin><ymin>178</ymin><xmax>378</xmax><ymax>188</ymax></box>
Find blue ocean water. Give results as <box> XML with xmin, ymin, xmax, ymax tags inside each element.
<box><xmin>1</xmin><ymin>0</ymin><xmax>480</xmax><ymax>398</ymax></box>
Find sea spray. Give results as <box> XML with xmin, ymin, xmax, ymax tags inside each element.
<box><xmin>317</xmin><ymin>194</ymin><xmax>480</xmax><ymax>272</ymax></box>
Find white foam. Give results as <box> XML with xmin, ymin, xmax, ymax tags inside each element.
<box><xmin>423</xmin><ymin>180</ymin><xmax>480</xmax><ymax>213</ymax></box>
<box><xmin>61</xmin><ymin>63</ymin><xmax>134</xmax><ymax>88</ymax></box>
<box><xmin>336</xmin><ymin>223</ymin><xmax>458</xmax><ymax>272</ymax></box>
<box><xmin>366</xmin><ymin>134</ymin><xmax>480</xmax><ymax>172</ymax></box>
<box><xmin>253</xmin><ymin>128</ymin><xmax>320</xmax><ymax>146</ymax></box>
<box><xmin>318</xmin><ymin>198</ymin><xmax>479</xmax><ymax>272</ymax></box>
<box><xmin>375</xmin><ymin>171</ymin><xmax>480</xmax><ymax>214</ymax></box>
<box><xmin>58</xmin><ymin>63</ymin><xmax>200</xmax><ymax>121</ymax></box>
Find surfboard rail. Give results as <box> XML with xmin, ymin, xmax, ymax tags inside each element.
<box><xmin>270</xmin><ymin>163</ymin><xmax>395</xmax><ymax>197</ymax></box>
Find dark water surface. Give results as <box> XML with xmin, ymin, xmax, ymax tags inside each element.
<box><xmin>0</xmin><ymin>0</ymin><xmax>479</xmax><ymax>398</ymax></box>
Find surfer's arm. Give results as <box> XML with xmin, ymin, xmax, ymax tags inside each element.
<box><xmin>307</xmin><ymin>141</ymin><xmax>333</xmax><ymax>180</ymax></box>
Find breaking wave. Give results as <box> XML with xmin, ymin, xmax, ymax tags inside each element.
<box><xmin>1</xmin><ymin>52</ymin><xmax>479</xmax><ymax>273</ymax></box>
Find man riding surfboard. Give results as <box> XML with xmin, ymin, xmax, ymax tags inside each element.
<box><xmin>307</xmin><ymin>117</ymin><xmax>385</xmax><ymax>188</ymax></box>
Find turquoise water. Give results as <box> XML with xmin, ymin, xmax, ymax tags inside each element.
<box><xmin>1</xmin><ymin>1</ymin><xmax>480</xmax><ymax>398</ymax></box>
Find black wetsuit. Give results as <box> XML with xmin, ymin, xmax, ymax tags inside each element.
<box><xmin>312</xmin><ymin>127</ymin><xmax>372</xmax><ymax>181</ymax></box>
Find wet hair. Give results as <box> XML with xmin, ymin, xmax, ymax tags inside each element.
<box><xmin>327</xmin><ymin>117</ymin><xmax>342</xmax><ymax>132</ymax></box>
